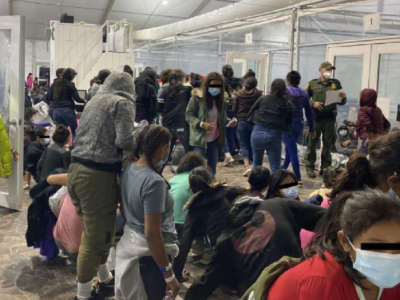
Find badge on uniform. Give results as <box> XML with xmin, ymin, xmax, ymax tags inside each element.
<box><xmin>331</xmin><ymin>83</ymin><xmax>337</xmax><ymax>90</ymax></box>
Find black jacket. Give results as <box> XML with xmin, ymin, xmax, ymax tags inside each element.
<box><xmin>37</xmin><ymin>143</ymin><xmax>71</xmax><ymax>180</ymax></box>
<box><xmin>26</xmin><ymin>178</ymin><xmax>60</xmax><ymax>248</ymax></box>
<box><xmin>249</xmin><ymin>94</ymin><xmax>292</xmax><ymax>132</ymax></box>
<box><xmin>53</xmin><ymin>79</ymin><xmax>84</xmax><ymax>110</ymax></box>
<box><xmin>24</xmin><ymin>142</ymin><xmax>45</xmax><ymax>182</ymax></box>
<box><xmin>134</xmin><ymin>70</ymin><xmax>157</xmax><ymax>123</ymax></box>
<box><xmin>160</xmin><ymin>85</ymin><xmax>192</xmax><ymax>128</ymax></box>
<box><xmin>232</xmin><ymin>88</ymin><xmax>263</xmax><ymax>121</ymax></box>
<box><xmin>185</xmin><ymin>197</ymin><xmax>326</xmax><ymax>299</ymax></box>
<box><xmin>173</xmin><ymin>185</ymin><xmax>246</xmax><ymax>281</ymax></box>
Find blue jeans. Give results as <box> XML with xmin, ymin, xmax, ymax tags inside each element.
<box><xmin>237</xmin><ymin>120</ymin><xmax>253</xmax><ymax>160</ymax></box>
<box><xmin>193</xmin><ymin>139</ymin><xmax>219</xmax><ymax>175</ymax></box>
<box><xmin>251</xmin><ymin>125</ymin><xmax>282</xmax><ymax>174</ymax></box>
<box><xmin>283</xmin><ymin>121</ymin><xmax>304</xmax><ymax>181</ymax></box>
<box><xmin>53</xmin><ymin>107</ymin><xmax>77</xmax><ymax>137</ymax></box>
<box><xmin>225</xmin><ymin>126</ymin><xmax>239</xmax><ymax>156</ymax></box>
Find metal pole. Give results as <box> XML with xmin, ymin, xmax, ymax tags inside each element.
<box><xmin>294</xmin><ymin>11</ymin><xmax>300</xmax><ymax>71</ymax></box>
<box><xmin>289</xmin><ymin>8</ymin><xmax>297</xmax><ymax>71</ymax></box>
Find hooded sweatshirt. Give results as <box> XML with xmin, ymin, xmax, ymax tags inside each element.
<box><xmin>355</xmin><ymin>89</ymin><xmax>390</xmax><ymax>140</ymax></box>
<box><xmin>134</xmin><ymin>68</ymin><xmax>157</xmax><ymax>123</ymax></box>
<box><xmin>72</xmin><ymin>72</ymin><xmax>136</xmax><ymax>172</ymax></box>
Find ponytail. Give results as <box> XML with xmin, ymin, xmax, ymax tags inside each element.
<box><xmin>330</xmin><ymin>152</ymin><xmax>376</xmax><ymax>199</ymax></box>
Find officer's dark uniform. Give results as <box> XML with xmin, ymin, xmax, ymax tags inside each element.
<box><xmin>305</xmin><ymin>65</ymin><xmax>346</xmax><ymax>175</ymax></box>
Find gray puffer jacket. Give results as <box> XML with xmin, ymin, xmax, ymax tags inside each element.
<box><xmin>72</xmin><ymin>72</ymin><xmax>136</xmax><ymax>171</ymax></box>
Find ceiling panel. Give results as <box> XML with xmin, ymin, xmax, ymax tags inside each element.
<box><xmin>113</xmin><ymin>0</ymin><xmax>159</xmax><ymax>14</ymax></box>
<box><xmin>154</xmin><ymin>0</ymin><xmax>204</xmax><ymax>18</ymax></box>
<box><xmin>18</xmin><ymin>0</ymin><xmax>108</xmax><ymax>9</ymax></box>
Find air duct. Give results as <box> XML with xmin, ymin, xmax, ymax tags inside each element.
<box><xmin>133</xmin><ymin>0</ymin><xmax>364</xmax><ymax>42</ymax></box>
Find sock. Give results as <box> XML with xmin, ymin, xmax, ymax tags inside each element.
<box><xmin>97</xmin><ymin>263</ymin><xmax>113</xmax><ymax>283</ymax></box>
<box><xmin>77</xmin><ymin>281</ymin><xmax>92</xmax><ymax>299</ymax></box>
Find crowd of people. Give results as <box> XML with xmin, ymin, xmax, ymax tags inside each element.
<box><xmin>20</xmin><ymin>61</ymin><xmax>400</xmax><ymax>300</ymax></box>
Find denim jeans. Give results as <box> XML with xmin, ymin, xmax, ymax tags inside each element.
<box><xmin>283</xmin><ymin>121</ymin><xmax>304</xmax><ymax>181</ymax></box>
<box><xmin>53</xmin><ymin>107</ymin><xmax>77</xmax><ymax>137</ymax></box>
<box><xmin>237</xmin><ymin>120</ymin><xmax>253</xmax><ymax>160</ymax></box>
<box><xmin>251</xmin><ymin>124</ymin><xmax>282</xmax><ymax>174</ymax></box>
<box><xmin>193</xmin><ymin>139</ymin><xmax>219</xmax><ymax>175</ymax></box>
<box><xmin>225</xmin><ymin>126</ymin><xmax>239</xmax><ymax>156</ymax></box>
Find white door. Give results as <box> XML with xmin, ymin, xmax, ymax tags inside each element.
<box><xmin>226</xmin><ymin>52</ymin><xmax>268</xmax><ymax>93</ymax></box>
<box><xmin>326</xmin><ymin>45</ymin><xmax>370</xmax><ymax>124</ymax></box>
<box><xmin>370</xmin><ymin>43</ymin><xmax>400</xmax><ymax>125</ymax></box>
<box><xmin>0</xmin><ymin>16</ymin><xmax>25</xmax><ymax>210</ymax></box>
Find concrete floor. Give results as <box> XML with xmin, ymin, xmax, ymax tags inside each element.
<box><xmin>0</xmin><ymin>161</ymin><xmax>322</xmax><ymax>300</ymax></box>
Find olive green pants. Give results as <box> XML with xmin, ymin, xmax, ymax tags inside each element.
<box><xmin>68</xmin><ymin>163</ymin><xmax>119</xmax><ymax>283</ymax></box>
<box><xmin>305</xmin><ymin>118</ymin><xmax>336</xmax><ymax>171</ymax></box>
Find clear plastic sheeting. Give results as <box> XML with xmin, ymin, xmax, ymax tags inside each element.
<box><xmin>0</xmin><ymin>30</ymin><xmax>10</xmax><ymax>123</ymax></box>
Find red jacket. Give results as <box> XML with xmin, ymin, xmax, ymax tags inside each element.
<box><xmin>356</xmin><ymin>89</ymin><xmax>390</xmax><ymax>139</ymax></box>
<box><xmin>267</xmin><ymin>251</ymin><xmax>400</xmax><ymax>300</ymax></box>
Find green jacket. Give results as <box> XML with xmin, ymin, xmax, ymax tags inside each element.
<box><xmin>0</xmin><ymin>114</ymin><xmax>12</xmax><ymax>178</ymax></box>
<box><xmin>306</xmin><ymin>78</ymin><xmax>346</xmax><ymax>120</ymax></box>
<box><xmin>185</xmin><ymin>88</ymin><xmax>227</xmax><ymax>149</ymax></box>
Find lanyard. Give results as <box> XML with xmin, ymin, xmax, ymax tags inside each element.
<box><xmin>354</xmin><ymin>283</ymin><xmax>383</xmax><ymax>300</ymax></box>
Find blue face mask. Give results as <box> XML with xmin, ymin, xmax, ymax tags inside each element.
<box><xmin>281</xmin><ymin>186</ymin><xmax>299</xmax><ymax>199</ymax></box>
<box><xmin>347</xmin><ymin>237</ymin><xmax>400</xmax><ymax>288</ymax></box>
<box><xmin>208</xmin><ymin>87</ymin><xmax>221</xmax><ymax>97</ymax></box>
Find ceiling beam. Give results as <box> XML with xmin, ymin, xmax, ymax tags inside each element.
<box><xmin>190</xmin><ymin>0</ymin><xmax>211</xmax><ymax>18</ymax></box>
<box><xmin>9</xmin><ymin>0</ymin><xmax>14</xmax><ymax>15</ymax></box>
<box><xmin>101</xmin><ymin>0</ymin><xmax>116</xmax><ymax>24</ymax></box>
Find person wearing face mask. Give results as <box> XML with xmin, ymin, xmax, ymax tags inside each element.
<box><xmin>305</xmin><ymin>62</ymin><xmax>347</xmax><ymax>178</ymax></box>
<box><xmin>115</xmin><ymin>125</ymin><xmax>180</xmax><ymax>300</ymax></box>
<box><xmin>37</xmin><ymin>124</ymin><xmax>71</xmax><ymax>180</ymax></box>
<box><xmin>266</xmin><ymin>170</ymin><xmax>299</xmax><ymax>200</ymax></box>
<box><xmin>266</xmin><ymin>189</ymin><xmax>400</xmax><ymax>300</ymax></box>
<box><xmin>186</xmin><ymin>72</ymin><xmax>233</xmax><ymax>175</ymax></box>
<box><xmin>24</xmin><ymin>126</ymin><xmax>49</xmax><ymax>183</ymax></box>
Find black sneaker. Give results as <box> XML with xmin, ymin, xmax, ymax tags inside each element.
<box><xmin>96</xmin><ymin>277</ymin><xmax>115</xmax><ymax>298</ymax></box>
<box><xmin>307</xmin><ymin>169</ymin><xmax>316</xmax><ymax>178</ymax></box>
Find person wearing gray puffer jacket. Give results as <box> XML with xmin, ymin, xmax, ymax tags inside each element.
<box><xmin>68</xmin><ymin>72</ymin><xmax>136</xmax><ymax>300</ymax></box>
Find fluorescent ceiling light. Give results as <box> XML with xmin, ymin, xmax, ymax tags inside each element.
<box><xmin>162</xmin><ymin>0</ymin><xmax>168</xmax><ymax>5</ymax></box>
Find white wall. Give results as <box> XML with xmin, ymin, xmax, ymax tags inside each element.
<box><xmin>50</xmin><ymin>21</ymin><xmax>134</xmax><ymax>90</ymax></box>
<box><xmin>25</xmin><ymin>40</ymin><xmax>50</xmax><ymax>79</ymax></box>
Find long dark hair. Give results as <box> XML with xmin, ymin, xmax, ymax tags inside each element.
<box><xmin>133</xmin><ymin>125</ymin><xmax>172</xmax><ymax>173</ymax></box>
<box><xmin>305</xmin><ymin>189</ymin><xmax>400</xmax><ymax>286</ymax></box>
<box><xmin>330</xmin><ymin>153</ymin><xmax>376</xmax><ymax>199</ymax></box>
<box><xmin>176</xmin><ymin>152</ymin><xmax>205</xmax><ymax>174</ymax></box>
<box><xmin>189</xmin><ymin>166</ymin><xmax>214</xmax><ymax>193</ymax></box>
<box><xmin>202</xmin><ymin>72</ymin><xmax>224</xmax><ymax>111</ymax></box>
<box><xmin>270</xmin><ymin>79</ymin><xmax>287</xmax><ymax>98</ymax></box>
<box><xmin>54</xmin><ymin>68</ymin><xmax>76</xmax><ymax>99</ymax></box>
<box><xmin>266</xmin><ymin>170</ymin><xmax>297</xmax><ymax>198</ymax></box>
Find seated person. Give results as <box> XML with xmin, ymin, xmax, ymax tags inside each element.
<box><xmin>267</xmin><ymin>189</ymin><xmax>400</xmax><ymax>300</ymax></box>
<box><xmin>266</xmin><ymin>170</ymin><xmax>299</xmax><ymax>200</ymax></box>
<box><xmin>37</xmin><ymin>124</ymin><xmax>71</xmax><ymax>180</ymax></box>
<box><xmin>247</xmin><ymin>166</ymin><xmax>271</xmax><ymax>199</ymax></box>
<box><xmin>173</xmin><ymin>166</ymin><xmax>246</xmax><ymax>282</ymax></box>
<box><xmin>301</xmin><ymin>153</ymin><xmax>375</xmax><ymax>250</ymax></box>
<box><xmin>47</xmin><ymin>173</ymin><xmax>83</xmax><ymax>256</ymax></box>
<box><xmin>184</xmin><ymin>173</ymin><xmax>326</xmax><ymax>299</ymax></box>
<box><xmin>309</xmin><ymin>166</ymin><xmax>343</xmax><ymax>199</ymax></box>
<box><xmin>24</xmin><ymin>126</ymin><xmax>48</xmax><ymax>185</ymax></box>
<box><xmin>169</xmin><ymin>152</ymin><xmax>206</xmax><ymax>240</ymax></box>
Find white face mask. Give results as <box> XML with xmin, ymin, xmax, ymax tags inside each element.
<box><xmin>281</xmin><ymin>186</ymin><xmax>299</xmax><ymax>199</ymax></box>
<box><xmin>323</xmin><ymin>71</ymin><xmax>332</xmax><ymax>79</ymax></box>
<box><xmin>347</xmin><ymin>237</ymin><xmax>400</xmax><ymax>288</ymax></box>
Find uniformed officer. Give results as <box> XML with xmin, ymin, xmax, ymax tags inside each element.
<box><xmin>305</xmin><ymin>61</ymin><xmax>347</xmax><ymax>178</ymax></box>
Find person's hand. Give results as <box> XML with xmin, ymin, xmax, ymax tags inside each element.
<box><xmin>12</xmin><ymin>151</ymin><xmax>19</xmax><ymax>161</ymax></box>
<box><xmin>339</xmin><ymin>91</ymin><xmax>347</xmax><ymax>99</ymax></box>
<box><xmin>201</xmin><ymin>122</ymin><xmax>214</xmax><ymax>131</ymax></box>
<box><xmin>165</xmin><ymin>276</ymin><xmax>180</xmax><ymax>299</ymax></box>
<box><xmin>312</xmin><ymin>101</ymin><xmax>324</xmax><ymax>111</ymax></box>
<box><xmin>310</xmin><ymin>131</ymin><xmax>317</xmax><ymax>139</ymax></box>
